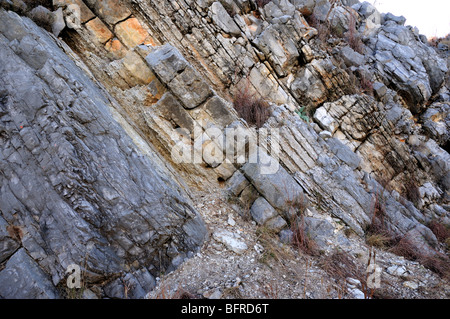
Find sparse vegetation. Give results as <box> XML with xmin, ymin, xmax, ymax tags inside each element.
<box><xmin>344</xmin><ymin>13</ymin><xmax>364</xmax><ymax>54</ymax></box>
<box><xmin>233</xmin><ymin>81</ymin><xmax>271</xmax><ymax>129</ymax></box>
<box><xmin>364</xmin><ymin>184</ymin><xmax>450</xmax><ymax>278</ymax></box>
<box><xmin>285</xmin><ymin>193</ymin><xmax>319</xmax><ymax>256</ymax></box>
<box><xmin>319</xmin><ymin>249</ymin><xmax>366</xmax><ymax>297</ymax></box>
<box><xmin>427</xmin><ymin>220</ymin><xmax>450</xmax><ymax>245</ymax></box>
<box><xmin>255</xmin><ymin>0</ymin><xmax>272</xmax><ymax>8</ymax></box>
<box><xmin>404</xmin><ymin>179</ymin><xmax>420</xmax><ymax>206</ymax></box>
<box><xmin>256</xmin><ymin>226</ymin><xmax>287</xmax><ymax>266</ymax></box>
<box><xmin>305</xmin><ymin>13</ymin><xmax>332</xmax><ymax>43</ymax></box>
<box><xmin>290</xmin><ymin>214</ymin><xmax>319</xmax><ymax>256</ymax></box>
<box><xmin>428</xmin><ymin>33</ymin><xmax>450</xmax><ymax>48</ymax></box>
<box><xmin>154</xmin><ymin>284</ymin><xmax>202</xmax><ymax>299</ymax></box>
<box><xmin>365</xmin><ymin>185</ymin><xmax>397</xmax><ymax>249</ymax></box>
<box><xmin>295</xmin><ymin>106</ymin><xmax>310</xmax><ymax>123</ymax></box>
<box><xmin>390</xmin><ymin>236</ymin><xmax>450</xmax><ymax>279</ymax></box>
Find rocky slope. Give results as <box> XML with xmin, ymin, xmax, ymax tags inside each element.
<box><xmin>0</xmin><ymin>0</ymin><xmax>448</xmax><ymax>298</ymax></box>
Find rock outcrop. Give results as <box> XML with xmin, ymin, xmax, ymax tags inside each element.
<box><xmin>0</xmin><ymin>0</ymin><xmax>448</xmax><ymax>298</ymax></box>
<box><xmin>0</xmin><ymin>8</ymin><xmax>206</xmax><ymax>299</ymax></box>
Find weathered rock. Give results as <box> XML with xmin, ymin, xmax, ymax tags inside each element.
<box><xmin>367</xmin><ymin>23</ymin><xmax>448</xmax><ymax>112</ymax></box>
<box><xmin>0</xmin><ymin>217</ymin><xmax>20</xmax><ymax>263</ymax></box>
<box><xmin>87</xmin><ymin>0</ymin><xmax>131</xmax><ymax>26</ymax></box>
<box><xmin>145</xmin><ymin>43</ymin><xmax>189</xmax><ymax>84</ymax></box>
<box><xmin>114</xmin><ymin>17</ymin><xmax>154</xmax><ymax>49</ymax></box>
<box><xmin>242</xmin><ymin>149</ymin><xmax>306</xmax><ymax>220</ymax></box>
<box><xmin>253</xmin><ymin>24</ymin><xmax>300</xmax><ymax>77</ymax></box>
<box><xmin>292</xmin><ymin>0</ymin><xmax>316</xmax><ymax>16</ymax></box>
<box><xmin>209</xmin><ymin>1</ymin><xmax>241</xmax><ymax>36</ymax></box>
<box><xmin>382</xmin><ymin>12</ymin><xmax>406</xmax><ymax>26</ymax></box>
<box><xmin>84</xmin><ymin>17</ymin><xmax>113</xmax><ymax>44</ymax></box>
<box><xmin>168</xmin><ymin>66</ymin><xmax>213</xmax><ymax>109</ymax></box>
<box><xmin>213</xmin><ymin>229</ymin><xmax>248</xmax><ymax>254</ymax></box>
<box><xmin>250</xmin><ymin>197</ymin><xmax>278</xmax><ymax>225</ymax></box>
<box><xmin>1</xmin><ymin>0</ymin><xmax>449</xmax><ymax>299</ymax></box>
<box><xmin>303</xmin><ymin>217</ymin><xmax>334</xmax><ymax>248</ymax></box>
<box><xmin>51</xmin><ymin>7</ymin><xmax>65</xmax><ymax>37</ymax></box>
<box><xmin>421</xmin><ymin>102</ymin><xmax>449</xmax><ymax>146</ymax></box>
<box><xmin>226</xmin><ymin>170</ymin><xmax>249</xmax><ymax>196</ymax></box>
<box><xmin>0</xmin><ymin>249</ymin><xmax>58</xmax><ymax>299</ymax></box>
<box><xmin>0</xmin><ymin>9</ymin><xmax>206</xmax><ymax>298</ymax></box>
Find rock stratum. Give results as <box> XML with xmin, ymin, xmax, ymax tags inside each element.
<box><xmin>0</xmin><ymin>0</ymin><xmax>448</xmax><ymax>298</ymax></box>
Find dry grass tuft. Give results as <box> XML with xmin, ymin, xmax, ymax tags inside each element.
<box><xmin>389</xmin><ymin>236</ymin><xmax>450</xmax><ymax>279</ymax></box>
<box><xmin>427</xmin><ymin>220</ymin><xmax>450</xmax><ymax>244</ymax></box>
<box><xmin>290</xmin><ymin>214</ymin><xmax>319</xmax><ymax>257</ymax></box>
<box><xmin>255</xmin><ymin>0</ymin><xmax>272</xmax><ymax>8</ymax></box>
<box><xmin>344</xmin><ymin>13</ymin><xmax>364</xmax><ymax>54</ymax></box>
<box><xmin>233</xmin><ymin>81</ymin><xmax>271</xmax><ymax>129</ymax></box>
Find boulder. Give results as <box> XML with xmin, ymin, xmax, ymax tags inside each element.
<box><xmin>0</xmin><ymin>10</ymin><xmax>207</xmax><ymax>298</ymax></box>
<box><xmin>0</xmin><ymin>249</ymin><xmax>58</xmax><ymax>298</ymax></box>
<box><xmin>250</xmin><ymin>197</ymin><xmax>278</xmax><ymax>225</ymax></box>
<box><xmin>213</xmin><ymin>229</ymin><xmax>248</xmax><ymax>254</ymax></box>
<box><xmin>145</xmin><ymin>43</ymin><xmax>189</xmax><ymax>84</ymax></box>
<box><xmin>242</xmin><ymin>149</ymin><xmax>306</xmax><ymax>220</ymax></box>
<box><xmin>209</xmin><ymin>1</ymin><xmax>241</xmax><ymax>36</ymax></box>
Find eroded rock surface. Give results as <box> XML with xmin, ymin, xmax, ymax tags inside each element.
<box><xmin>0</xmin><ymin>0</ymin><xmax>448</xmax><ymax>298</ymax></box>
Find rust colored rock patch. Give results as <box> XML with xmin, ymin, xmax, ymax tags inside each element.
<box><xmin>115</xmin><ymin>17</ymin><xmax>156</xmax><ymax>49</ymax></box>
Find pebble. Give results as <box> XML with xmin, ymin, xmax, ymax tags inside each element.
<box><xmin>213</xmin><ymin>229</ymin><xmax>248</xmax><ymax>254</ymax></box>
<box><xmin>349</xmin><ymin>288</ymin><xmax>366</xmax><ymax>299</ymax></box>
<box><xmin>403</xmin><ymin>281</ymin><xmax>419</xmax><ymax>290</ymax></box>
<box><xmin>387</xmin><ymin>265</ymin><xmax>408</xmax><ymax>277</ymax></box>
<box><xmin>346</xmin><ymin>277</ymin><xmax>361</xmax><ymax>289</ymax></box>
<box><xmin>227</xmin><ymin>215</ymin><xmax>236</xmax><ymax>226</ymax></box>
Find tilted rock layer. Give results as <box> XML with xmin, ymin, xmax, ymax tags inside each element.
<box><xmin>0</xmin><ymin>0</ymin><xmax>448</xmax><ymax>298</ymax></box>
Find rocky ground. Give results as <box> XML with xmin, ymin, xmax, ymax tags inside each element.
<box><xmin>1</xmin><ymin>0</ymin><xmax>449</xmax><ymax>299</ymax></box>
<box><xmin>147</xmin><ymin>188</ymin><xmax>449</xmax><ymax>299</ymax></box>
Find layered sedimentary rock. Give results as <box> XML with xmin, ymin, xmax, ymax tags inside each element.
<box><xmin>0</xmin><ymin>0</ymin><xmax>448</xmax><ymax>298</ymax></box>
<box><xmin>0</xmin><ymin>9</ymin><xmax>206</xmax><ymax>299</ymax></box>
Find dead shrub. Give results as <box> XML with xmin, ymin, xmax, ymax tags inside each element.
<box><xmin>390</xmin><ymin>236</ymin><xmax>450</xmax><ymax>279</ymax></box>
<box><xmin>365</xmin><ymin>186</ymin><xmax>398</xmax><ymax>249</ymax></box>
<box><xmin>404</xmin><ymin>179</ymin><xmax>420</xmax><ymax>206</ymax></box>
<box><xmin>320</xmin><ymin>250</ymin><xmax>365</xmax><ymax>285</ymax></box>
<box><xmin>233</xmin><ymin>82</ymin><xmax>271</xmax><ymax>129</ymax></box>
<box><xmin>427</xmin><ymin>220</ymin><xmax>450</xmax><ymax>244</ymax></box>
<box><xmin>305</xmin><ymin>13</ymin><xmax>332</xmax><ymax>43</ymax></box>
<box><xmin>420</xmin><ymin>253</ymin><xmax>450</xmax><ymax>278</ymax></box>
<box><xmin>255</xmin><ymin>0</ymin><xmax>272</xmax><ymax>8</ymax></box>
<box><xmin>389</xmin><ymin>236</ymin><xmax>418</xmax><ymax>261</ymax></box>
<box><xmin>290</xmin><ymin>214</ymin><xmax>319</xmax><ymax>257</ymax></box>
<box><xmin>344</xmin><ymin>13</ymin><xmax>364</xmax><ymax>54</ymax></box>
<box><xmin>359</xmin><ymin>72</ymin><xmax>374</xmax><ymax>95</ymax></box>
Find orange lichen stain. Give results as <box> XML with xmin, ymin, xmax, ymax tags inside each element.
<box><xmin>105</xmin><ymin>38</ymin><xmax>128</xmax><ymax>59</ymax></box>
<box><xmin>115</xmin><ymin>17</ymin><xmax>157</xmax><ymax>48</ymax></box>
<box><xmin>85</xmin><ymin>17</ymin><xmax>113</xmax><ymax>44</ymax></box>
<box><xmin>430</xmin><ymin>113</ymin><xmax>444</xmax><ymax>123</ymax></box>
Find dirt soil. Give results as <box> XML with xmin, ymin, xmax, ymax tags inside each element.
<box><xmin>146</xmin><ymin>188</ymin><xmax>450</xmax><ymax>299</ymax></box>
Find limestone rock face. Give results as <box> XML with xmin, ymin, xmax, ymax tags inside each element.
<box><xmin>0</xmin><ymin>10</ymin><xmax>206</xmax><ymax>299</ymax></box>
<box><xmin>0</xmin><ymin>0</ymin><xmax>449</xmax><ymax>298</ymax></box>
